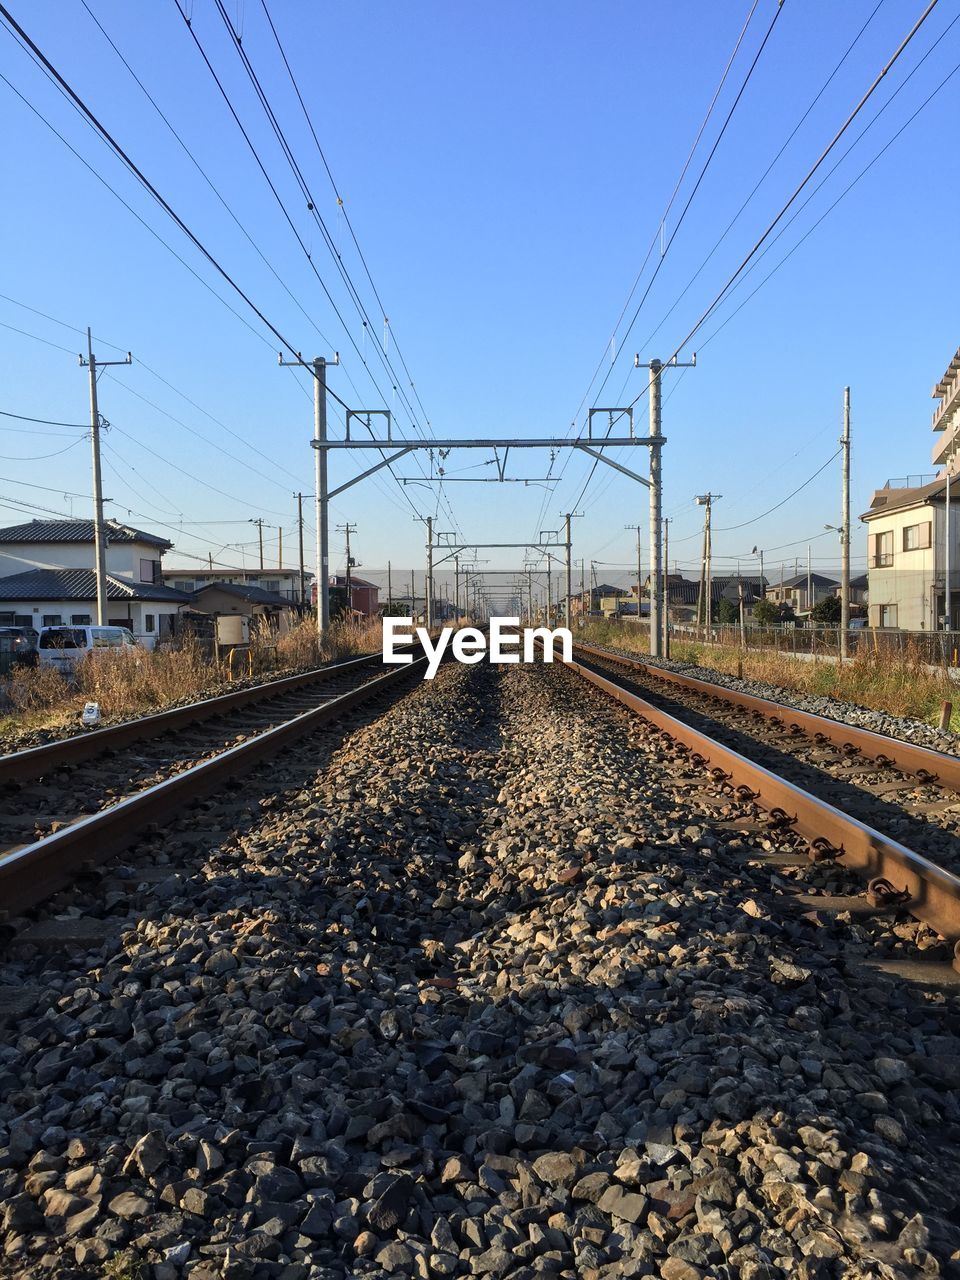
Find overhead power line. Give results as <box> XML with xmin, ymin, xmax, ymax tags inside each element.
<box><xmin>0</xmin><ymin>2</ymin><xmax>352</xmax><ymax>411</ymax></box>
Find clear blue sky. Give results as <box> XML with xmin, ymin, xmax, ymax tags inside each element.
<box><xmin>1</xmin><ymin>0</ymin><xmax>958</xmax><ymax>605</ymax></box>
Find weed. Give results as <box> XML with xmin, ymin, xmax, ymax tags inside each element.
<box><xmin>103</xmin><ymin>1251</ymin><xmax>142</xmax><ymax>1280</ymax></box>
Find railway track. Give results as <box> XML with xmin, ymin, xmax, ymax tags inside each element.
<box><xmin>567</xmin><ymin>640</ymin><xmax>960</xmax><ymax>965</ymax></box>
<box><xmin>1</xmin><ymin>658</ymin><xmax>959</xmax><ymax>1279</ymax></box>
<box><xmin>0</xmin><ymin>649</ymin><xmax>427</xmax><ymax>916</ymax></box>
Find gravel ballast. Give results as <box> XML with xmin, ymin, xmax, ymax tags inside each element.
<box><xmin>1</xmin><ymin>659</ymin><xmax>959</xmax><ymax>1280</ymax></box>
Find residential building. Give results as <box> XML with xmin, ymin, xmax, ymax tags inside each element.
<box><xmin>327</xmin><ymin>574</ymin><xmax>380</xmax><ymax>618</ymax></box>
<box><xmin>766</xmin><ymin>572</ymin><xmax>838</xmax><ymax>615</ymax></box>
<box><xmin>190</xmin><ymin>582</ymin><xmax>298</xmax><ymax>627</ymax></box>
<box><xmin>832</xmin><ymin>573</ymin><xmax>869</xmax><ymax>607</ymax></box>
<box><xmin>0</xmin><ymin>518</ymin><xmax>168</xmax><ymax>583</ymax></box>
<box><xmin>862</xmin><ymin>475</ymin><xmax>956</xmax><ymax>629</ymax></box>
<box><xmin>163</xmin><ymin>566</ymin><xmax>311</xmax><ymax>604</ymax></box>
<box><xmin>931</xmin><ymin>345</ymin><xmax>960</xmax><ymax>469</ymax></box>
<box><xmin>0</xmin><ymin>570</ymin><xmax>190</xmax><ymax>645</ymax></box>
<box><xmin>0</xmin><ymin>519</ymin><xmax>186</xmax><ymax>647</ymax></box>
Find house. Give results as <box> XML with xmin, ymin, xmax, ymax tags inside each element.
<box><xmin>0</xmin><ymin>569</ymin><xmax>190</xmax><ymax>645</ymax></box>
<box><xmin>0</xmin><ymin>519</ymin><xmax>187</xmax><ymax>647</ymax></box>
<box><xmin>327</xmin><ymin>574</ymin><xmax>380</xmax><ymax>618</ymax></box>
<box><xmin>862</xmin><ymin>475</ymin><xmax>951</xmax><ymax>630</ymax></box>
<box><xmin>163</xmin><ymin>566</ymin><xmax>311</xmax><ymax>604</ymax></box>
<box><xmin>190</xmin><ymin>582</ymin><xmax>298</xmax><ymax>628</ymax></box>
<box><xmin>0</xmin><ymin>518</ymin><xmax>168</xmax><ymax>583</ymax></box>
<box><xmin>766</xmin><ymin>572</ymin><xmax>838</xmax><ymax>615</ymax></box>
<box><xmin>859</xmin><ymin>346</ymin><xmax>960</xmax><ymax>630</ymax></box>
<box><xmin>832</xmin><ymin>573</ymin><xmax>869</xmax><ymax>607</ymax></box>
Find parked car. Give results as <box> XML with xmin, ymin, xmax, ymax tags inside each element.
<box><xmin>0</xmin><ymin>626</ymin><xmax>39</xmax><ymax>672</ymax></box>
<box><xmin>37</xmin><ymin>625</ymin><xmax>140</xmax><ymax>673</ymax></box>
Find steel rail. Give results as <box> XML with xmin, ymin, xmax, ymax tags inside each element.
<box><xmin>564</xmin><ymin>652</ymin><xmax>960</xmax><ymax>944</ymax></box>
<box><xmin>574</xmin><ymin>641</ymin><xmax>960</xmax><ymax>791</ymax></box>
<box><xmin>0</xmin><ymin>652</ymin><xmax>383</xmax><ymax>786</ymax></box>
<box><xmin>0</xmin><ymin>656</ymin><xmax>426</xmax><ymax>917</ymax></box>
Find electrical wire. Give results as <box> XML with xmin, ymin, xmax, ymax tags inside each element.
<box><xmin>0</xmin><ymin>4</ymin><xmax>355</xmax><ymax>409</ymax></box>
<box><xmin>0</xmin><ymin>407</ymin><xmax>88</xmax><ymax>427</ymax></box>
<box><xmin>0</xmin><ymin>438</ymin><xmax>84</xmax><ymax>461</ymax></box>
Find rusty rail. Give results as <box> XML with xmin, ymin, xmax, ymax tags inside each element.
<box><xmin>0</xmin><ymin>656</ymin><xmax>425</xmax><ymax>917</ymax></box>
<box><xmin>0</xmin><ymin>652</ymin><xmax>383</xmax><ymax>786</ymax></box>
<box><xmin>565</xmin><ymin>652</ymin><xmax>960</xmax><ymax>944</ymax></box>
<box><xmin>574</xmin><ymin>641</ymin><xmax>960</xmax><ymax>791</ymax></box>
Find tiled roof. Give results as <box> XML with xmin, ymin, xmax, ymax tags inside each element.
<box><xmin>0</xmin><ymin>519</ymin><xmax>171</xmax><ymax>549</ymax></box>
<box><xmin>0</xmin><ymin>569</ymin><xmax>191</xmax><ymax>602</ymax></box>
<box><xmin>329</xmin><ymin>574</ymin><xmax>378</xmax><ymax>589</ymax></box>
<box><xmin>772</xmin><ymin>573</ymin><xmax>839</xmax><ymax>589</ymax></box>
<box><xmin>191</xmin><ymin>581</ymin><xmax>292</xmax><ymax>606</ymax></box>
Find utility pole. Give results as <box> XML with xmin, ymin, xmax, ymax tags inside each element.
<box><xmin>278</xmin><ymin>525</ymin><xmax>283</xmax><ymax>571</ymax></box>
<box><xmin>424</xmin><ymin>516</ymin><xmax>434</xmax><ymax>628</ymax></box>
<box><xmin>635</xmin><ymin>352</ymin><xmax>696</xmax><ymax>657</ymax></box>
<box><xmin>280</xmin><ymin>351</ymin><xmax>339</xmax><ymax>637</ymax></box>
<box><xmin>527</xmin><ymin>567</ymin><xmax>533</xmax><ymax>625</ymax></box>
<box><xmin>562</xmin><ymin>513</ymin><xmax>582</xmax><ymax>628</ymax></box>
<box><xmin>454</xmin><ymin>554</ymin><xmax>460</xmax><ymax>618</ymax></box>
<box><xmin>250</xmin><ymin>518</ymin><xmax>266</xmax><ymax>570</ymax></box>
<box><xmin>546</xmin><ymin>553</ymin><xmax>553</xmax><ymax>624</ymax></box>
<box><xmin>694</xmin><ymin>494</ymin><xmax>720</xmax><ymax>636</ymax></box>
<box><xmin>295</xmin><ymin>493</ymin><xmax>306</xmax><ymax>606</ymax></box>
<box><xmin>409</xmin><ymin>569</ymin><xmax>415</xmax><ymax>618</ymax></box>
<box><xmin>663</xmin><ymin>516</ymin><xmax>670</xmax><ymax>657</ymax></box>
<box><xmin>807</xmin><ymin>544</ymin><xmax>812</xmax><ymax>620</ymax></box>
<box><xmin>387</xmin><ymin>560</ymin><xmax>393</xmax><ymax>612</ymax></box>
<box><xmin>625</xmin><ymin>523</ymin><xmax>642</xmax><ymax>612</ymax></box>
<box><xmin>841</xmin><ymin>387</ymin><xmax>851</xmax><ymax>657</ymax></box>
<box><xmin>79</xmin><ymin>328</ymin><xmax>131</xmax><ymax>625</ymax></box>
<box><xmin>337</xmin><ymin>522</ymin><xmax>357</xmax><ymax>617</ymax></box>
<box><xmin>580</xmin><ymin>559</ymin><xmax>586</xmax><ymax>617</ymax></box>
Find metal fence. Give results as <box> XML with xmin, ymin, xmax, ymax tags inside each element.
<box><xmin>602</xmin><ymin>618</ymin><xmax>960</xmax><ymax>668</ymax></box>
<box><xmin>676</xmin><ymin>625</ymin><xmax>960</xmax><ymax>668</ymax></box>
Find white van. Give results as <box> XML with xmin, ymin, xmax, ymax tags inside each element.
<box><xmin>38</xmin><ymin>625</ymin><xmax>139</xmax><ymax>673</ymax></box>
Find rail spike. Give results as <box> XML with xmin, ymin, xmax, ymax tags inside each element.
<box><xmin>867</xmin><ymin>877</ymin><xmax>911</xmax><ymax>910</ymax></box>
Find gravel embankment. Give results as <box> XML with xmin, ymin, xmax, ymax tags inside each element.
<box><xmin>601</xmin><ymin>645</ymin><xmax>960</xmax><ymax>754</ymax></box>
<box><xmin>1</xmin><ymin>660</ymin><xmax>959</xmax><ymax>1279</ymax></box>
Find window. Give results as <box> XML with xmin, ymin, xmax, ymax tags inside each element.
<box><xmin>71</xmin><ymin>614</ymin><xmax>92</xmax><ymax>626</ymax></box>
<box><xmin>868</xmin><ymin>530</ymin><xmax>894</xmax><ymax>567</ymax></box>
<box><xmin>41</xmin><ymin>614</ymin><xmax>63</xmax><ymax>626</ymax></box>
<box><xmin>264</xmin><ymin>580</ymin><xmax>280</xmax><ymax>593</ymax></box>
<box><xmin>876</xmin><ymin>604</ymin><xmax>898</xmax><ymax>628</ymax></box>
<box><xmin>174</xmin><ymin>581</ymin><xmax>192</xmax><ymax>592</ymax></box>
<box><xmin>139</xmin><ymin>558</ymin><xmax>160</xmax><ymax>584</ymax></box>
<box><xmin>145</xmin><ymin>613</ymin><xmax>155</xmax><ymax>633</ymax></box>
<box><xmin>40</xmin><ymin>628</ymin><xmax>85</xmax><ymax>649</ymax></box>
<box><xmin>903</xmin><ymin>522</ymin><xmax>932</xmax><ymax>551</ymax></box>
<box><xmin>0</xmin><ymin>613</ymin><xmax>13</xmax><ymax>625</ymax></box>
<box><xmin>92</xmin><ymin>628</ymin><xmax>124</xmax><ymax>647</ymax></box>
<box><xmin>14</xmin><ymin>615</ymin><xmax>32</xmax><ymax>627</ymax></box>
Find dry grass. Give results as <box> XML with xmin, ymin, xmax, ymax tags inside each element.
<box><xmin>577</xmin><ymin>619</ymin><xmax>960</xmax><ymax>731</ymax></box>
<box><xmin>0</xmin><ymin>617</ymin><xmax>386</xmax><ymax>743</ymax></box>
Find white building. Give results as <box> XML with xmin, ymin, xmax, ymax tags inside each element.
<box><xmin>0</xmin><ymin>519</ymin><xmax>190</xmax><ymax>646</ymax></box>
<box><xmin>162</xmin><ymin>566</ymin><xmax>311</xmax><ymax>603</ymax></box>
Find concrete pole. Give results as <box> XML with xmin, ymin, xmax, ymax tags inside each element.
<box><xmin>85</xmin><ymin>328</ymin><xmax>109</xmax><ymax>626</ymax></box>
<box><xmin>705</xmin><ymin>499</ymin><xmax>713</xmax><ymax>637</ymax></box>
<box><xmin>663</xmin><ymin>516</ymin><xmax>670</xmax><ymax>658</ymax></box>
<box><xmin>565</xmin><ymin>513</ymin><xmax>572</xmax><ymax>628</ymax></box>
<box><xmin>387</xmin><ymin>560</ymin><xmax>392</xmax><ymax>613</ymax></box>
<box><xmin>313</xmin><ymin>357</ymin><xmax>330</xmax><ymax>636</ymax></box>
<box><xmin>454</xmin><ymin>554</ymin><xmax>460</xmax><ymax>617</ymax></box>
<box><xmin>946</xmin><ymin>460</ymin><xmax>952</xmax><ymax>633</ymax></box>
<box><xmin>546</xmin><ymin>554</ymin><xmax>553</xmax><ymax>624</ymax></box>
<box><xmin>296</xmin><ymin>493</ymin><xmax>306</xmax><ymax>607</ymax></box>
<box><xmin>425</xmin><ymin>516</ymin><xmax>433</xmax><ymax>629</ymax></box>
<box><xmin>841</xmin><ymin>387</ymin><xmax>851</xmax><ymax>657</ymax></box>
<box><xmin>648</xmin><ymin>358</ymin><xmax>663</xmax><ymax>657</ymax></box>
<box><xmin>527</xmin><ymin>568</ymin><xmax>533</xmax><ymax>625</ymax></box>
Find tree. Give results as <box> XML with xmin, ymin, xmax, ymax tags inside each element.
<box><xmin>753</xmin><ymin>598</ymin><xmax>779</xmax><ymax>627</ymax></box>
<box><xmin>811</xmin><ymin>594</ymin><xmax>842</xmax><ymax>624</ymax></box>
<box><xmin>717</xmin><ymin>598</ymin><xmax>738</xmax><ymax>625</ymax></box>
